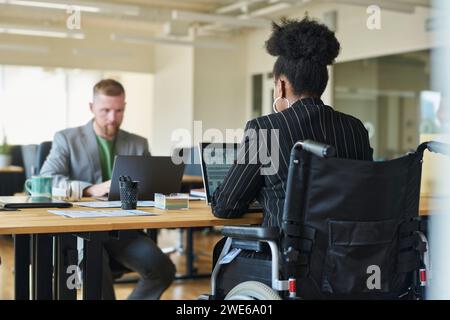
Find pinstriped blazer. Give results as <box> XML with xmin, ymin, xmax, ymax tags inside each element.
<box><xmin>211</xmin><ymin>97</ymin><xmax>373</xmax><ymax>227</ymax></box>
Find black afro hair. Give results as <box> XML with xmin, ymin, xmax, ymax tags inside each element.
<box><xmin>265</xmin><ymin>17</ymin><xmax>340</xmax><ymax>66</ymax></box>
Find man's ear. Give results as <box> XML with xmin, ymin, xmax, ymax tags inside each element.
<box><xmin>89</xmin><ymin>102</ymin><xmax>94</xmax><ymax>112</ymax></box>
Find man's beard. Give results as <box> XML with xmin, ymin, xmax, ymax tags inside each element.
<box><xmin>103</xmin><ymin>124</ymin><xmax>119</xmax><ymax>137</ymax></box>
<box><xmin>96</xmin><ymin>120</ymin><xmax>119</xmax><ymax>138</ymax></box>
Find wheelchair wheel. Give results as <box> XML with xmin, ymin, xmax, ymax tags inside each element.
<box><xmin>224</xmin><ymin>281</ymin><xmax>282</xmax><ymax>300</ymax></box>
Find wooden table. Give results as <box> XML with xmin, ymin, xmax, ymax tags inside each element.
<box><xmin>419</xmin><ymin>195</ymin><xmax>448</xmax><ymax>216</ymax></box>
<box><xmin>0</xmin><ymin>201</ymin><xmax>262</xmax><ymax>300</ymax></box>
<box><xmin>0</xmin><ymin>201</ymin><xmax>261</xmax><ymax>235</ymax></box>
<box><xmin>0</xmin><ymin>166</ymin><xmax>24</xmax><ymax>173</ymax></box>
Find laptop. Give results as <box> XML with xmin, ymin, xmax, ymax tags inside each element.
<box><xmin>199</xmin><ymin>142</ymin><xmax>263</xmax><ymax>212</ymax></box>
<box><xmin>105</xmin><ymin>155</ymin><xmax>185</xmax><ymax>201</ymax></box>
<box><xmin>0</xmin><ymin>196</ymin><xmax>73</xmax><ymax>209</ymax></box>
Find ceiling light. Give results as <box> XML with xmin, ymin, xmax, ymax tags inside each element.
<box><xmin>215</xmin><ymin>0</ymin><xmax>265</xmax><ymax>14</ymax></box>
<box><xmin>1</xmin><ymin>0</ymin><xmax>100</xmax><ymax>13</ymax></box>
<box><xmin>0</xmin><ymin>24</ymin><xmax>85</xmax><ymax>39</ymax></box>
<box><xmin>0</xmin><ymin>43</ymin><xmax>49</xmax><ymax>54</ymax></box>
<box><xmin>0</xmin><ymin>0</ymin><xmax>140</xmax><ymax>16</ymax></box>
<box><xmin>320</xmin><ymin>0</ymin><xmax>416</xmax><ymax>14</ymax></box>
<box><xmin>111</xmin><ymin>33</ymin><xmax>236</xmax><ymax>50</ymax></box>
<box><xmin>247</xmin><ymin>2</ymin><xmax>292</xmax><ymax>17</ymax></box>
<box><xmin>172</xmin><ymin>10</ymin><xmax>268</xmax><ymax>28</ymax></box>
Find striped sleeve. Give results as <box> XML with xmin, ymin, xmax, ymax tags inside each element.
<box><xmin>211</xmin><ymin>119</ymin><xmax>264</xmax><ymax>219</ymax></box>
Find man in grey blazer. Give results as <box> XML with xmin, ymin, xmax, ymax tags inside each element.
<box><xmin>41</xmin><ymin>118</ymin><xmax>149</xmax><ymax>192</ymax></box>
<box><xmin>41</xmin><ymin>79</ymin><xmax>176</xmax><ymax>300</ymax></box>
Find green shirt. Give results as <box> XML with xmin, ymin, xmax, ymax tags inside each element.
<box><xmin>96</xmin><ymin>135</ymin><xmax>116</xmax><ymax>181</ymax></box>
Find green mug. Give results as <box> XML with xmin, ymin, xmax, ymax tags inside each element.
<box><xmin>25</xmin><ymin>176</ymin><xmax>53</xmax><ymax>198</ymax></box>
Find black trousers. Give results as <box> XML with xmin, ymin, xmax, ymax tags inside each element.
<box><xmin>101</xmin><ymin>231</ymin><xmax>176</xmax><ymax>300</ymax></box>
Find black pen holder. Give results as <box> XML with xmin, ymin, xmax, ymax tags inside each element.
<box><xmin>119</xmin><ymin>180</ymin><xmax>139</xmax><ymax>210</ymax></box>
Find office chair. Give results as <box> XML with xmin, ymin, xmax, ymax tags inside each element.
<box><xmin>20</xmin><ymin>144</ymin><xmax>38</xmax><ymax>178</ymax></box>
<box><xmin>204</xmin><ymin>140</ymin><xmax>449</xmax><ymax>300</ymax></box>
<box><xmin>36</xmin><ymin>141</ymin><xmax>52</xmax><ymax>172</ymax></box>
<box><xmin>0</xmin><ymin>145</ymin><xmax>26</xmax><ymax>196</ymax></box>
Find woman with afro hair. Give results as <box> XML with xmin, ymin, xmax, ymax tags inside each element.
<box><xmin>212</xmin><ymin>17</ymin><xmax>373</xmax><ymax>227</ymax></box>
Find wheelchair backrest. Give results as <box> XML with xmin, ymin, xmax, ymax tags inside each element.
<box><xmin>280</xmin><ymin>146</ymin><xmax>425</xmax><ymax>299</ymax></box>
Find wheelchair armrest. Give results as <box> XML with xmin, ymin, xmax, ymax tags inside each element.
<box><xmin>221</xmin><ymin>226</ymin><xmax>280</xmax><ymax>241</ymax></box>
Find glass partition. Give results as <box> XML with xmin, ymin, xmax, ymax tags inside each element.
<box><xmin>334</xmin><ymin>50</ymin><xmax>435</xmax><ymax>160</ymax></box>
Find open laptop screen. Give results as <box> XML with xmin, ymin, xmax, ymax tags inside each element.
<box><xmin>199</xmin><ymin>143</ymin><xmax>239</xmax><ymax>204</ymax></box>
<box><xmin>108</xmin><ymin>155</ymin><xmax>185</xmax><ymax>201</ymax></box>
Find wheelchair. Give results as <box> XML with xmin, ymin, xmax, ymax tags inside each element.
<box><xmin>203</xmin><ymin>140</ymin><xmax>450</xmax><ymax>300</ymax></box>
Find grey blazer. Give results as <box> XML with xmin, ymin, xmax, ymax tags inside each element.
<box><xmin>40</xmin><ymin>119</ymin><xmax>150</xmax><ymax>190</ymax></box>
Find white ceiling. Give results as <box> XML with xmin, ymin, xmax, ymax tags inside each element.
<box><xmin>0</xmin><ymin>0</ymin><xmax>433</xmax><ymax>43</ymax></box>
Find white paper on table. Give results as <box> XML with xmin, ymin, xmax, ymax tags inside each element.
<box><xmin>48</xmin><ymin>209</ymin><xmax>158</xmax><ymax>218</ymax></box>
<box><xmin>72</xmin><ymin>201</ymin><xmax>154</xmax><ymax>208</ymax></box>
<box><xmin>98</xmin><ymin>210</ymin><xmax>156</xmax><ymax>217</ymax></box>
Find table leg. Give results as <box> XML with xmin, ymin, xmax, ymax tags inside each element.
<box><xmin>31</xmin><ymin>234</ymin><xmax>53</xmax><ymax>300</ymax></box>
<box><xmin>54</xmin><ymin>234</ymin><xmax>78</xmax><ymax>300</ymax></box>
<box><xmin>14</xmin><ymin>234</ymin><xmax>30</xmax><ymax>300</ymax></box>
<box><xmin>82</xmin><ymin>232</ymin><xmax>104</xmax><ymax>300</ymax></box>
<box><xmin>175</xmin><ymin>228</ymin><xmax>210</xmax><ymax>280</ymax></box>
<box><xmin>186</xmin><ymin>228</ymin><xmax>196</xmax><ymax>276</ymax></box>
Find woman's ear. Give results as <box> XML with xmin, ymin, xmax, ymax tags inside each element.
<box><xmin>274</xmin><ymin>78</ymin><xmax>282</xmax><ymax>99</ymax></box>
<box><xmin>280</xmin><ymin>80</ymin><xmax>286</xmax><ymax>98</ymax></box>
<box><xmin>275</xmin><ymin>75</ymin><xmax>288</xmax><ymax>98</ymax></box>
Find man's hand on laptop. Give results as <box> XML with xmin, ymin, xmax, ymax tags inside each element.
<box><xmin>83</xmin><ymin>180</ymin><xmax>111</xmax><ymax>197</ymax></box>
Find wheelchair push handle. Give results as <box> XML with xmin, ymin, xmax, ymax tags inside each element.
<box><xmin>418</xmin><ymin>141</ymin><xmax>450</xmax><ymax>157</ymax></box>
<box><xmin>293</xmin><ymin>140</ymin><xmax>336</xmax><ymax>158</ymax></box>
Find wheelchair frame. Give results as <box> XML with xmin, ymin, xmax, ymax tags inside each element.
<box><xmin>206</xmin><ymin>140</ymin><xmax>449</xmax><ymax>300</ymax></box>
